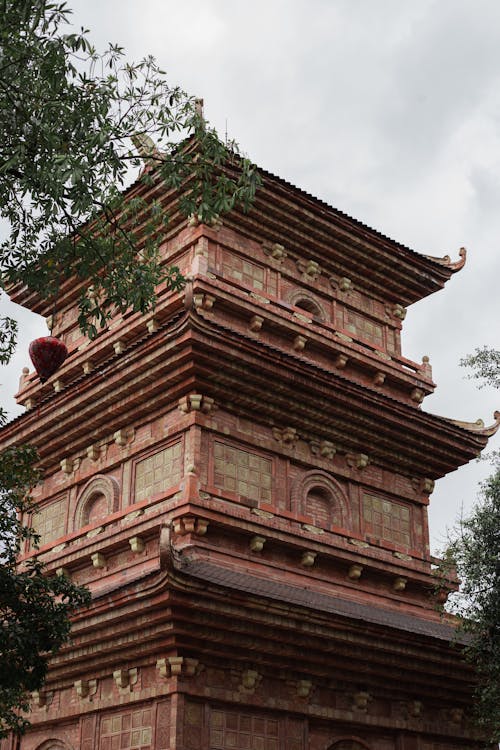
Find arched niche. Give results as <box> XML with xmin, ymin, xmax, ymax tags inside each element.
<box><xmin>291</xmin><ymin>470</ymin><xmax>351</xmax><ymax>530</ymax></box>
<box><xmin>328</xmin><ymin>738</ymin><xmax>371</xmax><ymax>750</ymax></box>
<box><xmin>35</xmin><ymin>741</ymin><xmax>73</xmax><ymax>750</ymax></box>
<box><xmin>288</xmin><ymin>289</ymin><xmax>325</xmax><ymax>320</ymax></box>
<box><xmin>74</xmin><ymin>474</ymin><xmax>120</xmax><ymax>531</ymax></box>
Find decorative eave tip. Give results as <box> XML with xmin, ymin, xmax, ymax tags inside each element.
<box><xmin>446</xmin><ymin>411</ymin><xmax>500</xmax><ymax>437</ymax></box>
<box><xmin>424</xmin><ymin>247</ymin><xmax>466</xmax><ymax>273</ymax></box>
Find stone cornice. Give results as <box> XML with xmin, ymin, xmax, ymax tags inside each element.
<box><xmin>35</xmin><ymin>523</ymin><xmax>471</xmax><ymax>707</ymax></box>
<box><xmin>1</xmin><ymin>301</ymin><xmax>492</xmax><ymax>479</ymax></box>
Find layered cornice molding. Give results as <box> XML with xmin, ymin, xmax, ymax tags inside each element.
<box><xmin>2</xmin><ymin>286</ymin><xmax>496</xmax><ymax>478</ymax></box>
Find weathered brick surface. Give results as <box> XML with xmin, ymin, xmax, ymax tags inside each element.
<box><xmin>6</xmin><ymin>172</ymin><xmax>494</xmax><ymax>749</ymax></box>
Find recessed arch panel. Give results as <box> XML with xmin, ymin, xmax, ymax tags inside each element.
<box><xmin>328</xmin><ymin>738</ymin><xmax>371</xmax><ymax>750</ymax></box>
<box><xmin>34</xmin><ymin>741</ymin><xmax>73</xmax><ymax>750</ymax></box>
<box><xmin>291</xmin><ymin>470</ymin><xmax>351</xmax><ymax>530</ymax></box>
<box><xmin>74</xmin><ymin>474</ymin><xmax>120</xmax><ymax>531</ymax></box>
<box><xmin>288</xmin><ymin>289</ymin><xmax>325</xmax><ymax>319</ymax></box>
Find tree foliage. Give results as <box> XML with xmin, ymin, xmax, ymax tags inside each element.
<box><xmin>461</xmin><ymin>347</ymin><xmax>500</xmax><ymax>390</ymax></box>
<box><xmin>0</xmin><ymin>0</ymin><xmax>259</xmax><ymax>738</ymax></box>
<box><xmin>446</xmin><ymin>471</ymin><xmax>500</xmax><ymax>744</ymax></box>
<box><xmin>444</xmin><ymin>349</ymin><xmax>500</xmax><ymax>744</ymax></box>
<box><xmin>0</xmin><ymin>436</ymin><xmax>91</xmax><ymax>738</ymax></box>
<box><xmin>0</xmin><ymin>0</ymin><xmax>259</xmax><ymax>345</ymax></box>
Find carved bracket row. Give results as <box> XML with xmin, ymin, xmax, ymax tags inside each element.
<box><xmin>273</xmin><ymin>429</ymin><xmax>373</xmax><ymax>471</ymax></box>
<box><xmin>59</xmin><ymin>426</ymin><xmax>135</xmax><ymax>474</ymax></box>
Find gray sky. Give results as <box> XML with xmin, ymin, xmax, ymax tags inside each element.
<box><xmin>1</xmin><ymin>0</ymin><xmax>498</xmax><ymax>551</ymax></box>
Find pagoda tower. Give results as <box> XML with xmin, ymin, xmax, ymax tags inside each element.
<box><xmin>1</xmin><ymin>155</ymin><xmax>498</xmax><ymax>750</ymax></box>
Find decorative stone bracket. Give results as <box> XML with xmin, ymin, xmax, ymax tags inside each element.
<box><xmin>410</xmin><ymin>388</ymin><xmax>424</xmax><ymax>404</ymax></box>
<box><xmin>249</xmin><ymin>535</ymin><xmax>266</xmax><ymax>552</ymax></box>
<box><xmin>114</xmin><ymin>339</ymin><xmax>126</xmax><ymax>354</ymax></box>
<box><xmin>388</xmin><ymin>303</ymin><xmax>407</xmax><ymax>321</ymax></box>
<box><xmin>352</xmin><ymin>690</ymin><xmax>372</xmax><ymax>712</ymax></box>
<box><xmin>146</xmin><ymin>317</ymin><xmax>159</xmax><ymax>334</ymax></box>
<box><xmin>173</xmin><ymin>516</ymin><xmax>209</xmax><ymax>536</ymax></box>
<box><xmin>60</xmin><ymin>457</ymin><xmax>80</xmax><ymax>474</ymax></box>
<box><xmin>249</xmin><ymin>314</ymin><xmax>264</xmax><ymax>332</ymax></box>
<box><xmin>408</xmin><ymin>700</ymin><xmax>423</xmax><ymax>718</ymax></box>
<box><xmin>334</xmin><ymin>354</ymin><xmax>348</xmax><ymax>369</ymax></box>
<box><xmin>272</xmin><ymin>426</ymin><xmax>298</xmax><ymax>447</ymax></box>
<box><xmin>296</xmin><ymin>679</ymin><xmax>313</xmax><ymax>699</ymax></box>
<box><xmin>187</xmin><ymin>212</ymin><xmax>222</xmax><ymax>230</ymax></box>
<box><xmin>393</xmin><ymin>551</ymin><xmax>412</xmax><ymax>561</ymax></box>
<box><xmin>86</xmin><ymin>444</ymin><xmax>102</xmax><ymax>461</ymax></box>
<box><xmin>129</xmin><ymin>536</ymin><xmax>145</xmax><ymax>553</ymax></box>
<box><xmin>301</xmin><ymin>523</ymin><xmax>324</xmax><ymax>535</ymax></box>
<box><xmin>178</xmin><ymin>394</ymin><xmax>216</xmax><ymax>414</ymax></box>
<box><xmin>346</xmin><ymin>453</ymin><xmax>370</xmax><ymax>470</ymax></box>
<box><xmin>53</xmin><ymin>378</ymin><xmax>63</xmax><ymax>393</ymax></box>
<box><xmin>262</xmin><ymin>241</ymin><xmax>287</xmax><ymax>261</ymax></box>
<box><xmin>347</xmin><ymin>564</ymin><xmax>363</xmax><ymax>580</ymax></box>
<box><xmin>114</xmin><ymin>427</ymin><xmax>135</xmax><ymax>447</ymax></box>
<box><xmin>301</xmin><ymin>550</ymin><xmax>317</xmax><ymax>568</ymax></box>
<box><xmin>309</xmin><ymin>439</ymin><xmax>336</xmax><ymax>459</ymax></box>
<box><xmin>193</xmin><ymin>292</ymin><xmax>216</xmax><ymax>310</ymax></box>
<box><xmin>393</xmin><ymin>576</ymin><xmax>407</xmax><ymax>592</ymax></box>
<box><xmin>293</xmin><ymin>334</ymin><xmax>307</xmax><ymax>352</ymax></box>
<box><xmin>348</xmin><ymin>538</ymin><xmax>369</xmax><ymax>549</ymax></box>
<box><xmin>74</xmin><ymin>679</ymin><xmax>97</xmax><ymax>701</ymax></box>
<box><xmin>296</xmin><ymin>259</ymin><xmax>321</xmax><ymax>279</ymax></box>
<box><xmin>113</xmin><ymin>667</ymin><xmax>138</xmax><ymax>693</ymax></box>
<box><xmin>91</xmin><ymin>552</ymin><xmax>106</xmax><ymax>569</ymax></box>
<box><xmin>330</xmin><ymin>276</ymin><xmax>352</xmax><ymax>292</ymax></box>
<box><xmin>238</xmin><ymin>669</ymin><xmax>262</xmax><ymax>694</ymax></box>
<box><xmin>156</xmin><ymin>656</ymin><xmax>200</xmax><ymax>679</ymax></box>
<box><xmin>31</xmin><ymin>689</ymin><xmax>53</xmax><ymax>708</ymax></box>
<box><xmin>412</xmin><ymin>477</ymin><xmax>435</xmax><ymax>495</ymax></box>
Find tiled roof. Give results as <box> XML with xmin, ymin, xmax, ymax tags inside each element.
<box><xmin>178</xmin><ymin>556</ymin><xmax>459</xmax><ymax>643</ymax></box>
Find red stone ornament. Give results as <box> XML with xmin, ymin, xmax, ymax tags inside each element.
<box><xmin>29</xmin><ymin>336</ymin><xmax>68</xmax><ymax>383</ymax></box>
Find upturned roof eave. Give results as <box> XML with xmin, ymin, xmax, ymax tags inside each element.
<box><xmin>8</xmin><ymin>138</ymin><xmax>463</xmax><ymax>314</ymax></box>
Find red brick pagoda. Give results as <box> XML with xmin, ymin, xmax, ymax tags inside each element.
<box><xmin>2</xmin><ymin>155</ymin><xmax>499</xmax><ymax>750</ymax></box>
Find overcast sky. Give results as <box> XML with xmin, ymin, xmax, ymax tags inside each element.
<box><xmin>1</xmin><ymin>0</ymin><xmax>499</xmax><ymax>551</ymax></box>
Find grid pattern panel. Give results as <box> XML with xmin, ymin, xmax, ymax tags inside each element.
<box><xmin>221</xmin><ymin>252</ymin><xmax>267</xmax><ymax>292</ymax></box>
<box><xmin>214</xmin><ymin>442</ymin><xmax>272</xmax><ymax>503</ymax></box>
<box><xmin>363</xmin><ymin>493</ymin><xmax>411</xmax><ymax>547</ymax></box>
<box><xmin>33</xmin><ymin>497</ymin><xmax>66</xmax><ymax>546</ymax></box>
<box><xmin>210</xmin><ymin>709</ymin><xmax>279</xmax><ymax>750</ymax></box>
<box><xmin>100</xmin><ymin>708</ymin><xmax>152</xmax><ymax>750</ymax></box>
<box><xmin>135</xmin><ymin>442</ymin><xmax>182</xmax><ymax>502</ymax></box>
<box><xmin>346</xmin><ymin>310</ymin><xmax>384</xmax><ymax>348</ymax></box>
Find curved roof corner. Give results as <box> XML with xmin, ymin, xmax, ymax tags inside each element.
<box><xmin>424</xmin><ymin>247</ymin><xmax>467</xmax><ymax>273</ymax></box>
